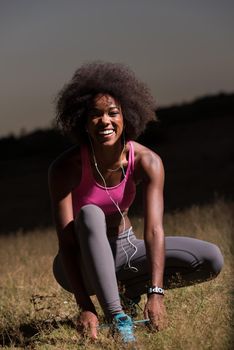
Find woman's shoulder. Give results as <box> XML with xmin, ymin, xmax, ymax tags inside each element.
<box><xmin>131</xmin><ymin>140</ymin><xmax>162</xmax><ymax>163</ymax></box>
<box><xmin>131</xmin><ymin>141</ymin><xmax>164</xmax><ymax>182</ymax></box>
<box><xmin>48</xmin><ymin>144</ymin><xmax>81</xmax><ymax>183</ymax></box>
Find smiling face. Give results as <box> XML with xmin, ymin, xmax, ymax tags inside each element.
<box><xmin>86</xmin><ymin>94</ymin><xmax>124</xmax><ymax>147</ymax></box>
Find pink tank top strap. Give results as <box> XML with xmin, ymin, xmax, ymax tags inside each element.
<box><xmin>128</xmin><ymin>141</ymin><xmax>135</xmax><ymax>174</ymax></box>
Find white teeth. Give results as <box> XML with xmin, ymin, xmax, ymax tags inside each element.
<box><xmin>99</xmin><ymin>130</ymin><xmax>114</xmax><ymax>135</ymax></box>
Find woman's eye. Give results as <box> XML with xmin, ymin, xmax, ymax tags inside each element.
<box><xmin>110</xmin><ymin>111</ymin><xmax>119</xmax><ymax>116</ymax></box>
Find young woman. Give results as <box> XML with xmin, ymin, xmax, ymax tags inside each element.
<box><xmin>49</xmin><ymin>62</ymin><xmax>223</xmax><ymax>344</ymax></box>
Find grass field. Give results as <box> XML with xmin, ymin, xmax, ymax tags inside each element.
<box><xmin>0</xmin><ymin>199</ymin><xmax>233</xmax><ymax>349</ymax></box>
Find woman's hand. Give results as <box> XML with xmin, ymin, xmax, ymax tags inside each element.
<box><xmin>144</xmin><ymin>294</ymin><xmax>167</xmax><ymax>331</ymax></box>
<box><xmin>77</xmin><ymin>310</ymin><xmax>99</xmax><ymax>339</ymax></box>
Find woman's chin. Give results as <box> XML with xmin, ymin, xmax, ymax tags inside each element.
<box><xmin>94</xmin><ymin>134</ymin><xmax>122</xmax><ymax>146</ymax></box>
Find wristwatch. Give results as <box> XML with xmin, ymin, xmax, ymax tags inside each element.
<box><xmin>147</xmin><ymin>286</ymin><xmax>165</xmax><ymax>296</ymax></box>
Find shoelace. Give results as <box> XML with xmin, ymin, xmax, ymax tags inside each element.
<box><xmin>99</xmin><ymin>318</ymin><xmax>149</xmax><ymax>329</ymax></box>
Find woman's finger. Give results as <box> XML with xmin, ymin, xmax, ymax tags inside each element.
<box><xmin>90</xmin><ymin>324</ymin><xmax>98</xmax><ymax>339</ymax></box>
<box><xmin>149</xmin><ymin>314</ymin><xmax>160</xmax><ymax>331</ymax></box>
<box><xmin>144</xmin><ymin>308</ymin><xmax>149</xmax><ymax>320</ymax></box>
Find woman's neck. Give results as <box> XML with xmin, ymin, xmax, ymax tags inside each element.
<box><xmin>89</xmin><ymin>140</ymin><xmax>125</xmax><ymax>170</ymax></box>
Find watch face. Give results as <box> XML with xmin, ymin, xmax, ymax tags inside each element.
<box><xmin>148</xmin><ymin>286</ymin><xmax>164</xmax><ymax>295</ymax></box>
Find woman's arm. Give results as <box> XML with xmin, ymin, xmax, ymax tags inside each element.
<box><xmin>137</xmin><ymin>147</ymin><xmax>167</xmax><ymax>330</ymax></box>
<box><xmin>48</xmin><ymin>160</ymin><xmax>99</xmax><ymax>337</ymax></box>
<box><xmin>142</xmin><ymin>152</ymin><xmax>165</xmax><ymax>288</ymax></box>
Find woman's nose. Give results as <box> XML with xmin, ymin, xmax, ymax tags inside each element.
<box><xmin>99</xmin><ymin>112</ymin><xmax>110</xmax><ymax>123</ymax></box>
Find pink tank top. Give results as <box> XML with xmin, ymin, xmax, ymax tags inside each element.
<box><xmin>72</xmin><ymin>141</ymin><xmax>136</xmax><ymax>216</ymax></box>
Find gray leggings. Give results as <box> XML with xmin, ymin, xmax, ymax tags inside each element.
<box><xmin>53</xmin><ymin>204</ymin><xmax>224</xmax><ymax>317</ymax></box>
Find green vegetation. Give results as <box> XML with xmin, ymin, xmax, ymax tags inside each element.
<box><xmin>0</xmin><ymin>199</ymin><xmax>233</xmax><ymax>349</ymax></box>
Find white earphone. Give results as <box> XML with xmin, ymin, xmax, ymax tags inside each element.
<box><xmin>88</xmin><ymin>135</ymin><xmax>138</xmax><ymax>272</ymax></box>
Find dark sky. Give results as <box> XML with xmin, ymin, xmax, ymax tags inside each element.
<box><xmin>1</xmin><ymin>0</ymin><xmax>233</xmax><ymax>136</ymax></box>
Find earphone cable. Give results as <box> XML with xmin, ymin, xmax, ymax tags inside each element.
<box><xmin>89</xmin><ymin>136</ymin><xmax>138</xmax><ymax>272</ymax></box>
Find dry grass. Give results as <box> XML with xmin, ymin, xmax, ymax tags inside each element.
<box><xmin>0</xmin><ymin>199</ymin><xmax>233</xmax><ymax>349</ymax></box>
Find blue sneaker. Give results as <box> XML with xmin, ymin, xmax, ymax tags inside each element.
<box><xmin>113</xmin><ymin>313</ymin><xmax>136</xmax><ymax>343</ymax></box>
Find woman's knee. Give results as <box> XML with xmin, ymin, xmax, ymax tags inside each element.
<box><xmin>75</xmin><ymin>204</ymin><xmax>104</xmax><ymax>225</ymax></box>
<box><xmin>53</xmin><ymin>254</ymin><xmax>73</xmax><ymax>293</ymax></box>
<box><xmin>204</xmin><ymin>243</ymin><xmax>224</xmax><ymax>277</ymax></box>
<box><xmin>74</xmin><ymin>204</ymin><xmax>106</xmax><ymax>236</ymax></box>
